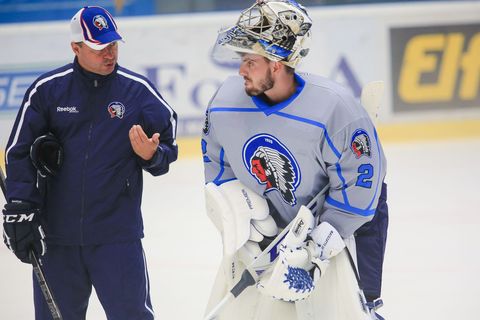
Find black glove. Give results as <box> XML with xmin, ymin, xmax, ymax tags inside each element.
<box><xmin>2</xmin><ymin>201</ymin><xmax>46</xmax><ymax>264</ymax></box>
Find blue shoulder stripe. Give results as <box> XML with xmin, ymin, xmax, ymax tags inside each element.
<box><xmin>325</xmin><ymin>195</ymin><xmax>376</xmax><ymax>217</ymax></box>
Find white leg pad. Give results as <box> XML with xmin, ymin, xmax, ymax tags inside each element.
<box><xmin>205</xmin><ymin>256</ymin><xmax>297</xmax><ymax>320</ymax></box>
<box><xmin>295</xmin><ymin>236</ymin><xmax>371</xmax><ymax>320</ymax></box>
<box><xmin>205</xmin><ymin>237</ymin><xmax>371</xmax><ymax>320</ymax></box>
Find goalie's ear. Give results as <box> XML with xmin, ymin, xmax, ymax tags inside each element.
<box><xmin>30</xmin><ymin>133</ymin><xmax>64</xmax><ymax>178</ymax></box>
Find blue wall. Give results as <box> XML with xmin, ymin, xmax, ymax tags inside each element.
<box><xmin>0</xmin><ymin>0</ymin><xmax>155</xmax><ymax>24</ymax></box>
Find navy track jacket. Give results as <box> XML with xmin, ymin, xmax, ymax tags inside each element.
<box><xmin>4</xmin><ymin>59</ymin><xmax>178</xmax><ymax>245</ymax></box>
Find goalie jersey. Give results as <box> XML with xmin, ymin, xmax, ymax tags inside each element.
<box><xmin>202</xmin><ymin>73</ymin><xmax>387</xmax><ymax>237</ymax></box>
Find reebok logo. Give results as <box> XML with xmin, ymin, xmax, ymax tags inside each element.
<box><xmin>57</xmin><ymin>106</ymin><xmax>79</xmax><ymax>113</ymax></box>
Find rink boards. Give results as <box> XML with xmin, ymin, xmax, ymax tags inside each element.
<box><xmin>1</xmin><ymin>0</ymin><xmax>479</xmax><ymax>160</ymax></box>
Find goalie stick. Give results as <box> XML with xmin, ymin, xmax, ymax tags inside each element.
<box><xmin>0</xmin><ymin>167</ymin><xmax>5</xmax><ymax>197</ymax></box>
<box><xmin>0</xmin><ymin>167</ymin><xmax>63</xmax><ymax>320</ymax></box>
<box><xmin>203</xmin><ymin>183</ymin><xmax>330</xmax><ymax>320</ymax></box>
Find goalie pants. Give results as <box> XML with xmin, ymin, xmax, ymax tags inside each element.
<box><xmin>355</xmin><ymin>182</ymin><xmax>389</xmax><ymax>302</ymax></box>
<box><xmin>33</xmin><ymin>240</ymin><xmax>154</xmax><ymax>320</ymax></box>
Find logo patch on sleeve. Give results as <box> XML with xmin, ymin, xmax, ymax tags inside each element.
<box><xmin>242</xmin><ymin>134</ymin><xmax>301</xmax><ymax>206</ymax></box>
<box><xmin>350</xmin><ymin>129</ymin><xmax>371</xmax><ymax>158</ymax></box>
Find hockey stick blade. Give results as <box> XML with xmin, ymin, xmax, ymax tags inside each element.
<box><xmin>203</xmin><ymin>183</ymin><xmax>330</xmax><ymax>320</ymax></box>
<box><xmin>0</xmin><ymin>167</ymin><xmax>63</xmax><ymax>320</ymax></box>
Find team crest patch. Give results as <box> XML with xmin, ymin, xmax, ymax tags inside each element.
<box><xmin>93</xmin><ymin>15</ymin><xmax>109</xmax><ymax>30</ymax></box>
<box><xmin>108</xmin><ymin>102</ymin><xmax>125</xmax><ymax>119</ymax></box>
<box><xmin>350</xmin><ymin>129</ymin><xmax>371</xmax><ymax>158</ymax></box>
<box><xmin>243</xmin><ymin>134</ymin><xmax>301</xmax><ymax>206</ymax></box>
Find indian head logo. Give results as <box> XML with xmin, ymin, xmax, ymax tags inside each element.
<box><xmin>243</xmin><ymin>134</ymin><xmax>301</xmax><ymax>206</ymax></box>
<box><xmin>350</xmin><ymin>129</ymin><xmax>371</xmax><ymax>158</ymax></box>
<box><xmin>107</xmin><ymin>102</ymin><xmax>125</xmax><ymax>119</ymax></box>
<box><xmin>93</xmin><ymin>15</ymin><xmax>109</xmax><ymax>31</ymax></box>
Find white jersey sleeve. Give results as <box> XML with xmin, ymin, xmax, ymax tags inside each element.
<box><xmin>202</xmin><ymin>89</ymin><xmax>237</xmax><ymax>185</ymax></box>
<box><xmin>320</xmin><ymin>106</ymin><xmax>385</xmax><ymax>237</ymax></box>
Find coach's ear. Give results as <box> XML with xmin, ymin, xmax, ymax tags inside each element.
<box><xmin>71</xmin><ymin>42</ymin><xmax>81</xmax><ymax>56</ymax></box>
<box><xmin>30</xmin><ymin>133</ymin><xmax>64</xmax><ymax>178</ymax></box>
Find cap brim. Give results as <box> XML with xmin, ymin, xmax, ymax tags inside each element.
<box><xmin>84</xmin><ymin>31</ymin><xmax>123</xmax><ymax>50</ymax></box>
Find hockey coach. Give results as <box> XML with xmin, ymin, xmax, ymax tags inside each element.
<box><xmin>2</xmin><ymin>6</ymin><xmax>177</xmax><ymax>319</ymax></box>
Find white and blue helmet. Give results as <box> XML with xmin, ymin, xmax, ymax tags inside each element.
<box><xmin>214</xmin><ymin>0</ymin><xmax>312</xmax><ymax>68</ymax></box>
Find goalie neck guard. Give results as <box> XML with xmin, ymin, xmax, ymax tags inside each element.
<box><xmin>212</xmin><ymin>0</ymin><xmax>312</xmax><ymax>68</ymax></box>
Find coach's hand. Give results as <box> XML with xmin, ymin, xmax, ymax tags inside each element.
<box><xmin>129</xmin><ymin>124</ymin><xmax>160</xmax><ymax>161</ymax></box>
<box><xmin>3</xmin><ymin>201</ymin><xmax>46</xmax><ymax>264</ymax></box>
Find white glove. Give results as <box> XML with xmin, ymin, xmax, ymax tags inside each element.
<box><xmin>257</xmin><ymin>206</ymin><xmax>321</xmax><ymax>302</ymax></box>
<box><xmin>204</xmin><ymin>180</ymin><xmax>278</xmax><ymax>256</ymax></box>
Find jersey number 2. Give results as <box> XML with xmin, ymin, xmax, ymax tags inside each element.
<box><xmin>356</xmin><ymin>164</ymin><xmax>373</xmax><ymax>188</ymax></box>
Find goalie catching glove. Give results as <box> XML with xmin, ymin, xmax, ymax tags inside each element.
<box><xmin>204</xmin><ymin>180</ymin><xmax>278</xmax><ymax>258</ymax></box>
<box><xmin>3</xmin><ymin>200</ymin><xmax>46</xmax><ymax>264</ymax></box>
<box><xmin>257</xmin><ymin>206</ymin><xmax>346</xmax><ymax>302</ymax></box>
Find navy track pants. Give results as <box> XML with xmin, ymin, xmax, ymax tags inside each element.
<box><xmin>33</xmin><ymin>240</ymin><xmax>154</xmax><ymax>320</ymax></box>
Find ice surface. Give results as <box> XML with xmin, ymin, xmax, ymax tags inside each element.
<box><xmin>1</xmin><ymin>138</ymin><xmax>479</xmax><ymax>319</ymax></box>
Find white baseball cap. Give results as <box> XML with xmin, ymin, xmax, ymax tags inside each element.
<box><xmin>70</xmin><ymin>6</ymin><xmax>123</xmax><ymax>51</ymax></box>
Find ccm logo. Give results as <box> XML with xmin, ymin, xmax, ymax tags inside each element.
<box><xmin>4</xmin><ymin>213</ymin><xmax>34</xmax><ymax>223</ymax></box>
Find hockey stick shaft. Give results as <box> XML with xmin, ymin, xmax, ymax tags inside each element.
<box><xmin>203</xmin><ymin>183</ymin><xmax>330</xmax><ymax>320</ymax></box>
<box><xmin>30</xmin><ymin>251</ymin><xmax>63</xmax><ymax>320</ymax></box>
<box><xmin>360</xmin><ymin>80</ymin><xmax>384</xmax><ymax>126</ymax></box>
<box><xmin>0</xmin><ymin>167</ymin><xmax>6</xmax><ymax>197</ymax></box>
<box><xmin>0</xmin><ymin>167</ymin><xmax>63</xmax><ymax>320</ymax></box>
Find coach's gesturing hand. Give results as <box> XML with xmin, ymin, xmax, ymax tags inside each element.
<box><xmin>129</xmin><ymin>124</ymin><xmax>160</xmax><ymax>161</ymax></box>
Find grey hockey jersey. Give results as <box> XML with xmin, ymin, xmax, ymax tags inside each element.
<box><xmin>202</xmin><ymin>73</ymin><xmax>387</xmax><ymax>237</ymax></box>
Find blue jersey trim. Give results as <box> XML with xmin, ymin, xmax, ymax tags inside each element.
<box><xmin>214</xmin><ymin>177</ymin><xmax>238</xmax><ymax>186</ymax></box>
<box><xmin>273</xmin><ymin>111</ymin><xmax>342</xmax><ymax>159</ymax></box>
<box><xmin>213</xmin><ymin>148</ymin><xmax>226</xmax><ymax>185</ymax></box>
<box><xmin>251</xmin><ymin>73</ymin><xmax>305</xmax><ymax>116</ymax></box>
<box><xmin>210</xmin><ymin>107</ymin><xmax>260</xmax><ymax>113</ymax></box>
<box><xmin>335</xmin><ymin>163</ymin><xmax>350</xmax><ymax>206</ymax></box>
<box><xmin>325</xmin><ymin>195</ymin><xmax>376</xmax><ymax>217</ymax></box>
<box><xmin>366</xmin><ymin>128</ymin><xmax>383</xmax><ymax>211</ymax></box>
<box><xmin>272</xmin><ymin>111</ymin><xmax>383</xmax><ymax>212</ymax></box>
<box><xmin>201</xmin><ymin>139</ymin><xmax>211</xmax><ymax>163</ymax></box>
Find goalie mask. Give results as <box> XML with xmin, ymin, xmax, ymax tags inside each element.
<box><xmin>30</xmin><ymin>133</ymin><xmax>64</xmax><ymax>178</ymax></box>
<box><xmin>212</xmin><ymin>0</ymin><xmax>312</xmax><ymax>68</ymax></box>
